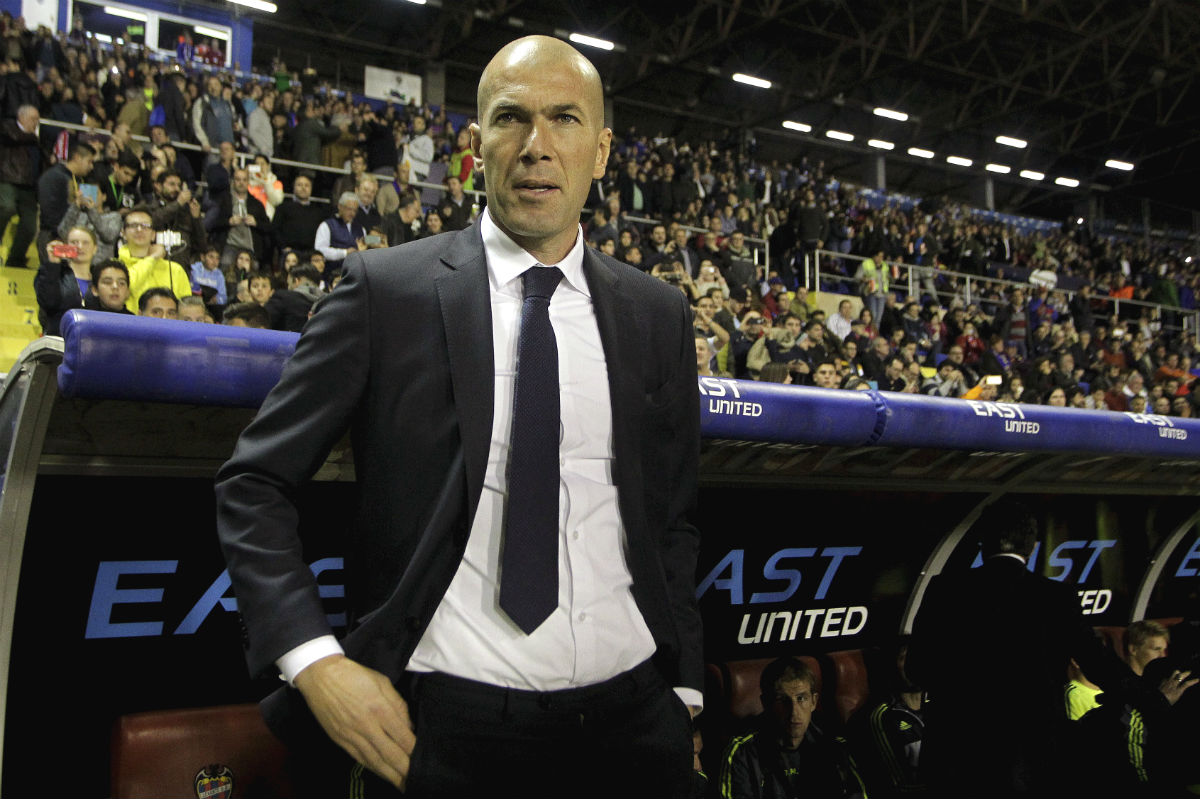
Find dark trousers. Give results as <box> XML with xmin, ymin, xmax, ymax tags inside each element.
<box><xmin>0</xmin><ymin>182</ymin><xmax>37</xmax><ymax>266</ymax></box>
<box><xmin>348</xmin><ymin>660</ymin><xmax>694</xmax><ymax>798</ymax></box>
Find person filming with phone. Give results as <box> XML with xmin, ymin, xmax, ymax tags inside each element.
<box><xmin>34</xmin><ymin>226</ymin><xmax>98</xmax><ymax>335</ymax></box>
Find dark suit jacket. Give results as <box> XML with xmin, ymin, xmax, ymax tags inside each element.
<box><xmin>910</xmin><ymin>556</ymin><xmax>1153</xmax><ymax>793</ymax></box>
<box><xmin>215</xmin><ymin>222</ymin><xmax>703</xmax><ymax>739</ymax></box>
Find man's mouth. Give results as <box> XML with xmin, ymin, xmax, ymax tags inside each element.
<box><xmin>514</xmin><ymin>180</ymin><xmax>559</xmax><ymax>194</ymax></box>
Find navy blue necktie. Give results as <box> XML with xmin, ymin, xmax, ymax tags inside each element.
<box><xmin>500</xmin><ymin>265</ymin><xmax>563</xmax><ymax>634</ymax></box>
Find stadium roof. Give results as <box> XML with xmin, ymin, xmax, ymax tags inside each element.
<box><xmin>246</xmin><ymin>0</ymin><xmax>1200</xmax><ymax>226</ymax></box>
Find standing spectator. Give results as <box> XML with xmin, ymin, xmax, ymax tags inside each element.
<box><xmin>149</xmin><ymin>168</ymin><xmax>207</xmax><ymax>269</ymax></box>
<box><xmin>401</xmin><ymin>113</ymin><xmax>433</xmax><ymax>182</ymax></box>
<box><xmin>35</xmin><ymin>227</ymin><xmax>96</xmax><ymax>335</ymax></box>
<box><xmin>291</xmin><ymin>100</ymin><xmax>342</xmax><ymax>166</ymax></box>
<box><xmin>192</xmin><ymin>76</ymin><xmax>235</xmax><ymax>158</ymax></box>
<box><xmin>247</xmin><ymin>90</ymin><xmax>274</xmax><ymax>156</ymax></box>
<box><xmin>158</xmin><ymin>71</ymin><xmax>189</xmax><ymax>144</ymax></box>
<box><xmin>0</xmin><ymin>104</ymin><xmax>42</xmax><ymax>267</ymax></box>
<box><xmin>247</xmin><ymin>154</ymin><xmax>284</xmax><ymax>220</ymax></box>
<box><xmin>211</xmin><ymin>167</ymin><xmax>271</xmax><ymax>270</ymax></box>
<box><xmin>36</xmin><ymin>136</ymin><xmax>95</xmax><ymax>263</ymax></box>
<box><xmin>448</xmin><ymin>125</ymin><xmax>475</xmax><ymax>190</ymax></box>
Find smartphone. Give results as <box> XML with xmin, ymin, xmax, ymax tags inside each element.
<box><xmin>247</xmin><ymin>164</ymin><xmax>261</xmax><ymax>176</ymax></box>
<box><xmin>364</xmin><ymin>234</ymin><xmax>382</xmax><ymax>246</ymax></box>
<box><xmin>985</xmin><ymin>375</ymin><xmax>1003</xmax><ymax>386</ymax></box>
<box><xmin>79</xmin><ymin>184</ymin><xmax>100</xmax><ymax>204</ymax></box>
<box><xmin>51</xmin><ymin>244</ymin><xmax>79</xmax><ymax>260</ymax></box>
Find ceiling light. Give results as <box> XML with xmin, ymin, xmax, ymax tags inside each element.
<box><xmin>995</xmin><ymin>135</ymin><xmax>1027</xmax><ymax>148</ymax></box>
<box><xmin>867</xmin><ymin>139</ymin><xmax>894</xmax><ymax>150</ymax></box>
<box><xmin>782</xmin><ymin>121</ymin><xmax>812</xmax><ymax>133</ymax></box>
<box><xmin>825</xmin><ymin>130</ymin><xmax>854</xmax><ymax>142</ymax></box>
<box><xmin>1055</xmin><ymin>177</ymin><xmax>1080</xmax><ymax>188</ymax></box>
<box><xmin>1105</xmin><ymin>159</ymin><xmax>1134</xmax><ymax>171</ymax></box>
<box><xmin>1019</xmin><ymin>170</ymin><xmax>1045</xmax><ymax>181</ymax></box>
<box><xmin>104</xmin><ymin>6</ymin><xmax>146</xmax><ymax>20</ymax></box>
<box><xmin>946</xmin><ymin>156</ymin><xmax>973</xmax><ymax>167</ymax></box>
<box><xmin>985</xmin><ymin>163</ymin><xmax>1011</xmax><ymax>174</ymax></box>
<box><xmin>873</xmin><ymin>107</ymin><xmax>908</xmax><ymax>122</ymax></box>
<box><xmin>193</xmin><ymin>25</ymin><xmax>228</xmax><ymax>40</ymax></box>
<box><xmin>907</xmin><ymin>147</ymin><xmax>934</xmax><ymax>158</ymax></box>
<box><xmin>228</xmin><ymin>0</ymin><xmax>277</xmax><ymax>11</ymax></box>
<box><xmin>732</xmin><ymin>73</ymin><xmax>771</xmax><ymax>89</ymax></box>
<box><xmin>569</xmin><ymin>33</ymin><xmax>614</xmax><ymax>51</ymax></box>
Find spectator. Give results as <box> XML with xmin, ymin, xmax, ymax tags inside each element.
<box><xmin>380</xmin><ymin>190</ymin><xmax>423</xmax><ymax>248</ymax></box>
<box><xmin>331</xmin><ymin>150</ymin><xmax>368</xmax><ymax>201</ymax></box>
<box><xmin>353</xmin><ymin>174</ymin><xmax>381</xmax><ymax>232</ymax></box>
<box><xmin>56</xmin><ymin>178</ymin><xmax>121</xmax><ymax>266</ymax></box>
<box><xmin>264</xmin><ymin>263</ymin><xmax>322</xmax><ymax>332</ymax></box>
<box><xmin>438</xmin><ymin>175</ymin><xmax>472</xmax><ymax>231</ymax></box>
<box><xmin>246</xmin><ymin>270</ymin><xmax>274</xmax><ymax>306</ymax></box>
<box><xmin>291</xmin><ymin>100</ymin><xmax>343</xmax><ymax>166</ymax></box>
<box><xmin>247</xmin><ymin>154</ymin><xmax>284</xmax><ymax>220</ymax></box>
<box><xmin>82</xmin><ymin>259</ymin><xmax>132</xmax><ymax>314</ymax></box>
<box><xmin>316</xmin><ymin>191</ymin><xmax>367</xmax><ymax>272</ymax></box>
<box><xmin>211</xmin><ymin>167</ymin><xmax>271</xmax><ymax>270</ymax></box>
<box><xmin>849</xmin><ymin>638</ymin><xmax>926</xmax><ymax>796</ymax></box>
<box><xmin>190</xmin><ymin>245</ymin><xmax>226</xmax><ymax>307</ymax></box>
<box><xmin>117</xmin><ymin>206</ymin><xmax>192</xmax><ymax>312</ymax></box>
<box><xmin>178</xmin><ymin>295</ymin><xmax>213</xmax><ymax>323</ymax></box>
<box><xmin>246</xmin><ymin>89</ymin><xmax>274</xmax><ymax>156</ymax></box>
<box><xmin>0</xmin><ymin>104</ymin><xmax>42</xmax><ymax>268</ymax></box>
<box><xmin>719</xmin><ymin>657</ymin><xmax>865</xmax><ymax>799</ymax></box>
<box><xmin>376</xmin><ymin>161</ymin><xmax>412</xmax><ymax>217</ymax></box>
<box><xmin>192</xmin><ymin>75</ymin><xmax>235</xmax><ymax>157</ymax></box>
<box><xmin>36</xmin><ymin>136</ymin><xmax>94</xmax><ymax>262</ymax></box>
<box><xmin>34</xmin><ymin>227</ymin><xmax>96</xmax><ymax>335</ymax></box>
<box><xmin>273</xmin><ymin>172</ymin><xmax>325</xmax><ymax>253</ymax></box>
<box><xmin>401</xmin><ymin>113</ymin><xmax>433</xmax><ymax>181</ymax></box>
<box><xmin>137</xmin><ymin>286</ymin><xmax>179</xmax><ymax>319</ymax></box>
<box><xmin>149</xmin><ymin>168</ymin><xmax>206</xmax><ymax>269</ymax></box>
<box><xmin>757</xmin><ymin>361</ymin><xmax>792</xmax><ymax>384</ymax></box>
<box><xmin>221</xmin><ymin>300</ymin><xmax>269</xmax><ymax>328</ymax></box>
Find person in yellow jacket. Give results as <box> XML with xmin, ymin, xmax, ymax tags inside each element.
<box><xmin>116</xmin><ymin>207</ymin><xmax>193</xmax><ymax>313</ymax></box>
<box><xmin>855</xmin><ymin>248</ymin><xmax>890</xmax><ymax>328</ymax></box>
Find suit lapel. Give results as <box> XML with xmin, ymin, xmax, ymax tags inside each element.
<box><xmin>435</xmin><ymin>225</ymin><xmax>493</xmax><ymax>519</ymax></box>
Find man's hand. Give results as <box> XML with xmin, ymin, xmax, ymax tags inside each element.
<box><xmin>1159</xmin><ymin>669</ymin><xmax>1198</xmax><ymax>705</ymax></box>
<box><xmin>244</xmin><ymin>214</ymin><xmax>257</xmax><ymax>227</ymax></box>
<box><xmin>178</xmin><ymin>185</ymin><xmax>192</xmax><ymax>206</ymax></box>
<box><xmin>293</xmin><ymin>655</ymin><xmax>416</xmax><ymax>790</ymax></box>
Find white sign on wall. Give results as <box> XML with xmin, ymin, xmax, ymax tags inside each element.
<box><xmin>363</xmin><ymin>65</ymin><xmax>422</xmax><ymax>105</ymax></box>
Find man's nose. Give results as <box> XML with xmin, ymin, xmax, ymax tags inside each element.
<box><xmin>520</xmin><ymin>118</ymin><xmax>551</xmax><ymax>162</ymax></box>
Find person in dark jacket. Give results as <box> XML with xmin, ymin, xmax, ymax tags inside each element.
<box><xmin>719</xmin><ymin>657</ymin><xmax>865</xmax><ymax>798</ymax></box>
<box><xmin>263</xmin><ymin>263</ymin><xmax>322</xmax><ymax>332</ymax></box>
<box><xmin>82</xmin><ymin>259</ymin><xmax>133</xmax><ymax>315</ymax></box>
<box><xmin>34</xmin><ymin>226</ymin><xmax>97</xmax><ymax>334</ymax></box>
<box><xmin>0</xmin><ymin>104</ymin><xmax>43</xmax><ymax>266</ymax></box>
<box><xmin>36</xmin><ymin>135</ymin><xmax>94</xmax><ymax>265</ymax></box>
<box><xmin>158</xmin><ymin>71</ymin><xmax>190</xmax><ymax>143</ymax></box>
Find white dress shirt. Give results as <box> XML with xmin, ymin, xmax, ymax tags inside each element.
<box><xmin>280</xmin><ymin>209</ymin><xmax>701</xmax><ymax>710</ymax></box>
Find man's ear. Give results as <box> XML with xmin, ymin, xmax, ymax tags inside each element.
<box><xmin>470</xmin><ymin>122</ymin><xmax>483</xmax><ymax>173</ymax></box>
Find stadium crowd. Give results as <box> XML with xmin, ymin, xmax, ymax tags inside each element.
<box><xmin>0</xmin><ymin>12</ymin><xmax>1196</xmax><ymax>418</ymax></box>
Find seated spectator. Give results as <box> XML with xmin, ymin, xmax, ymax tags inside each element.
<box><xmin>438</xmin><ymin>175</ymin><xmax>472</xmax><ymax>231</ymax></box>
<box><xmin>247</xmin><ymin>270</ymin><xmax>274</xmax><ymax>306</ymax></box>
<box><xmin>419</xmin><ymin>210</ymin><xmax>445</xmax><ymax>239</ymax></box>
<box><xmin>1065</xmin><ymin>658</ymin><xmax>1101</xmax><ymax>721</ymax></box>
<box><xmin>757</xmin><ymin>362</ymin><xmax>792</xmax><ymax>384</ymax></box>
<box><xmin>117</xmin><ymin>206</ymin><xmax>193</xmax><ymax>313</ymax></box>
<box><xmin>827</xmin><ymin>298</ymin><xmax>855</xmax><ymax>342</ymax></box>
<box><xmin>190</xmin><ymin>244</ymin><xmax>227</xmax><ymax>308</ymax></box>
<box><xmin>178</xmin><ymin>295</ymin><xmax>213</xmax><ymax>323</ymax></box>
<box><xmin>922</xmin><ymin>360</ymin><xmax>967</xmax><ymax>398</ymax></box>
<box><xmin>264</xmin><ymin>264</ymin><xmax>322</xmax><ymax>332</ymax></box>
<box><xmin>812</xmin><ymin>360</ymin><xmax>839</xmax><ymax>389</ymax></box>
<box><xmin>222</xmin><ymin>301</ymin><xmax>270</xmax><ymax>329</ymax></box>
<box><xmin>83</xmin><ymin>260</ymin><xmax>132</xmax><ymax>315</ymax></box>
<box><xmin>137</xmin><ymin>287</ymin><xmax>179</xmax><ymax>319</ymax></box>
<box><xmin>376</xmin><ymin>161</ymin><xmax>411</xmax><ymax>217</ymax></box>
<box><xmin>380</xmin><ymin>190</ymin><xmax>424</xmax><ymax>249</ymax></box>
<box><xmin>354</xmin><ymin>174</ymin><xmax>382</xmax><ymax>232</ymax></box>
<box><xmin>273</xmin><ymin>172</ymin><xmax>326</xmax><ymax>252</ymax></box>
<box><xmin>34</xmin><ymin>227</ymin><xmax>98</xmax><ymax>335</ymax></box>
<box><xmin>719</xmin><ymin>657</ymin><xmax>865</xmax><ymax>799</ymax></box>
<box><xmin>316</xmin><ymin>191</ymin><xmax>368</xmax><ymax>272</ymax></box>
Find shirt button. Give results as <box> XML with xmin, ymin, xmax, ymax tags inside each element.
<box><xmin>571</xmin><ymin>530</ymin><xmax>580</xmax><ymax>541</ymax></box>
<box><xmin>559</xmin><ymin>457</ymin><xmax>566</xmax><ymax>467</ymax></box>
<box><xmin>578</xmin><ymin>612</ymin><xmax>588</xmax><ymax>622</ymax></box>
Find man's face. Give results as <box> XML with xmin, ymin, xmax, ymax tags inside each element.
<box><xmin>357</xmin><ymin>181</ymin><xmax>378</xmax><ymax>207</ymax></box>
<box><xmin>695</xmin><ymin>337</ymin><xmax>711</xmax><ymax>368</ymax></box>
<box><xmin>839</xmin><ymin>300</ymin><xmax>852</xmax><ymax>319</ymax></box>
<box><xmin>114</xmin><ymin>164</ymin><xmax>136</xmax><ymax>186</ymax></box>
<box><xmin>730</xmin><ymin>232</ymin><xmax>744</xmax><ymax>250</ymax></box>
<box><xmin>784</xmin><ymin>317</ymin><xmax>802</xmax><ymax>338</ymax></box>
<box><xmin>293</xmin><ymin>176</ymin><xmax>312</xmax><ymax>201</ymax></box>
<box><xmin>140</xmin><ymin>295</ymin><xmax>178</xmax><ymax>319</ymax></box>
<box><xmin>93</xmin><ymin>267</ymin><xmax>129</xmax><ymax>310</ymax></box>
<box><xmin>124</xmin><ymin>213</ymin><xmax>154</xmax><ymax>247</ymax></box>
<box><xmin>179</xmin><ymin>303</ymin><xmax>207</xmax><ymax>322</ymax></box>
<box><xmin>473</xmin><ymin>38</ymin><xmax>611</xmax><ymax>260</ymax></box>
<box><xmin>808</xmin><ymin>324</ymin><xmax>824</xmax><ymax>343</ymax></box>
<box><xmin>947</xmin><ymin>346</ymin><xmax>964</xmax><ymax>364</ymax></box>
<box><xmin>158</xmin><ymin>174</ymin><xmax>182</xmax><ymax>200</ymax></box>
<box><xmin>70</xmin><ymin>149</ymin><xmax>95</xmax><ymax>177</ymax></box>
<box><xmin>220</xmin><ymin>141</ymin><xmax>235</xmax><ymax>163</ymax></box>
<box><xmin>651</xmin><ymin>226</ymin><xmax>666</xmax><ymax>245</ymax></box>
<box><xmin>673</xmin><ymin>228</ymin><xmax>688</xmax><ymax>248</ymax></box>
<box><xmin>249</xmin><ymin>277</ymin><xmax>273</xmax><ymax>304</ymax></box>
<box><xmin>203</xmin><ymin>250</ymin><xmax>220</xmax><ymax>270</ymax></box>
<box><xmin>232</xmin><ymin>169</ymin><xmax>249</xmax><ymax>195</ymax></box>
<box><xmin>767</xmin><ymin>678</ymin><xmax>816</xmax><ymax>749</ymax></box>
<box><xmin>886</xmin><ymin>358</ymin><xmax>903</xmax><ymax>380</ymax></box>
<box><xmin>447</xmin><ymin>176</ymin><xmax>463</xmax><ymax>199</ymax></box>
<box><xmin>412</xmin><ymin>116</ymin><xmax>426</xmax><ymax>134</ymax></box>
<box><xmin>1129</xmin><ymin>635</ymin><xmax>1168</xmax><ymax>674</ymax></box>
<box><xmin>206</xmin><ymin>77</ymin><xmax>221</xmax><ymax>97</ymax></box>
<box><xmin>814</xmin><ymin>363</ymin><xmax>837</xmax><ymax>388</ymax></box>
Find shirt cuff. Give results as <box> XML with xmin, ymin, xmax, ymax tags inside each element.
<box><xmin>276</xmin><ymin>635</ymin><xmax>344</xmax><ymax>686</ymax></box>
<box><xmin>674</xmin><ymin>686</ymin><xmax>704</xmax><ymax>717</ymax></box>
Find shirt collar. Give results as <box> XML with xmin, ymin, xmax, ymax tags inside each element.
<box><xmin>481</xmin><ymin>207</ymin><xmax>589</xmax><ymax>298</ymax></box>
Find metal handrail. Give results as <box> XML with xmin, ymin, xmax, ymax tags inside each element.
<box><xmin>811</xmin><ymin>249</ymin><xmax>1200</xmax><ymax>336</ymax></box>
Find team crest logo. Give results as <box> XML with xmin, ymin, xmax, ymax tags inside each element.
<box><xmin>194</xmin><ymin>764</ymin><xmax>234</xmax><ymax>799</ymax></box>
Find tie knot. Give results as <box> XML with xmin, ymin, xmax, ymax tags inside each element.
<box><xmin>522</xmin><ymin>266</ymin><xmax>563</xmax><ymax>301</ymax></box>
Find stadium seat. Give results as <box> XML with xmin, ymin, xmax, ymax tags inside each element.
<box><xmin>110</xmin><ymin>704</ymin><xmax>293</xmax><ymax>798</ymax></box>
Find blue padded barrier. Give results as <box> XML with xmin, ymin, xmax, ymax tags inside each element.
<box><xmin>53</xmin><ymin>312</ymin><xmax>1200</xmax><ymax>458</ymax></box>
<box><xmin>58</xmin><ymin>310</ymin><xmax>298</xmax><ymax>408</ymax></box>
